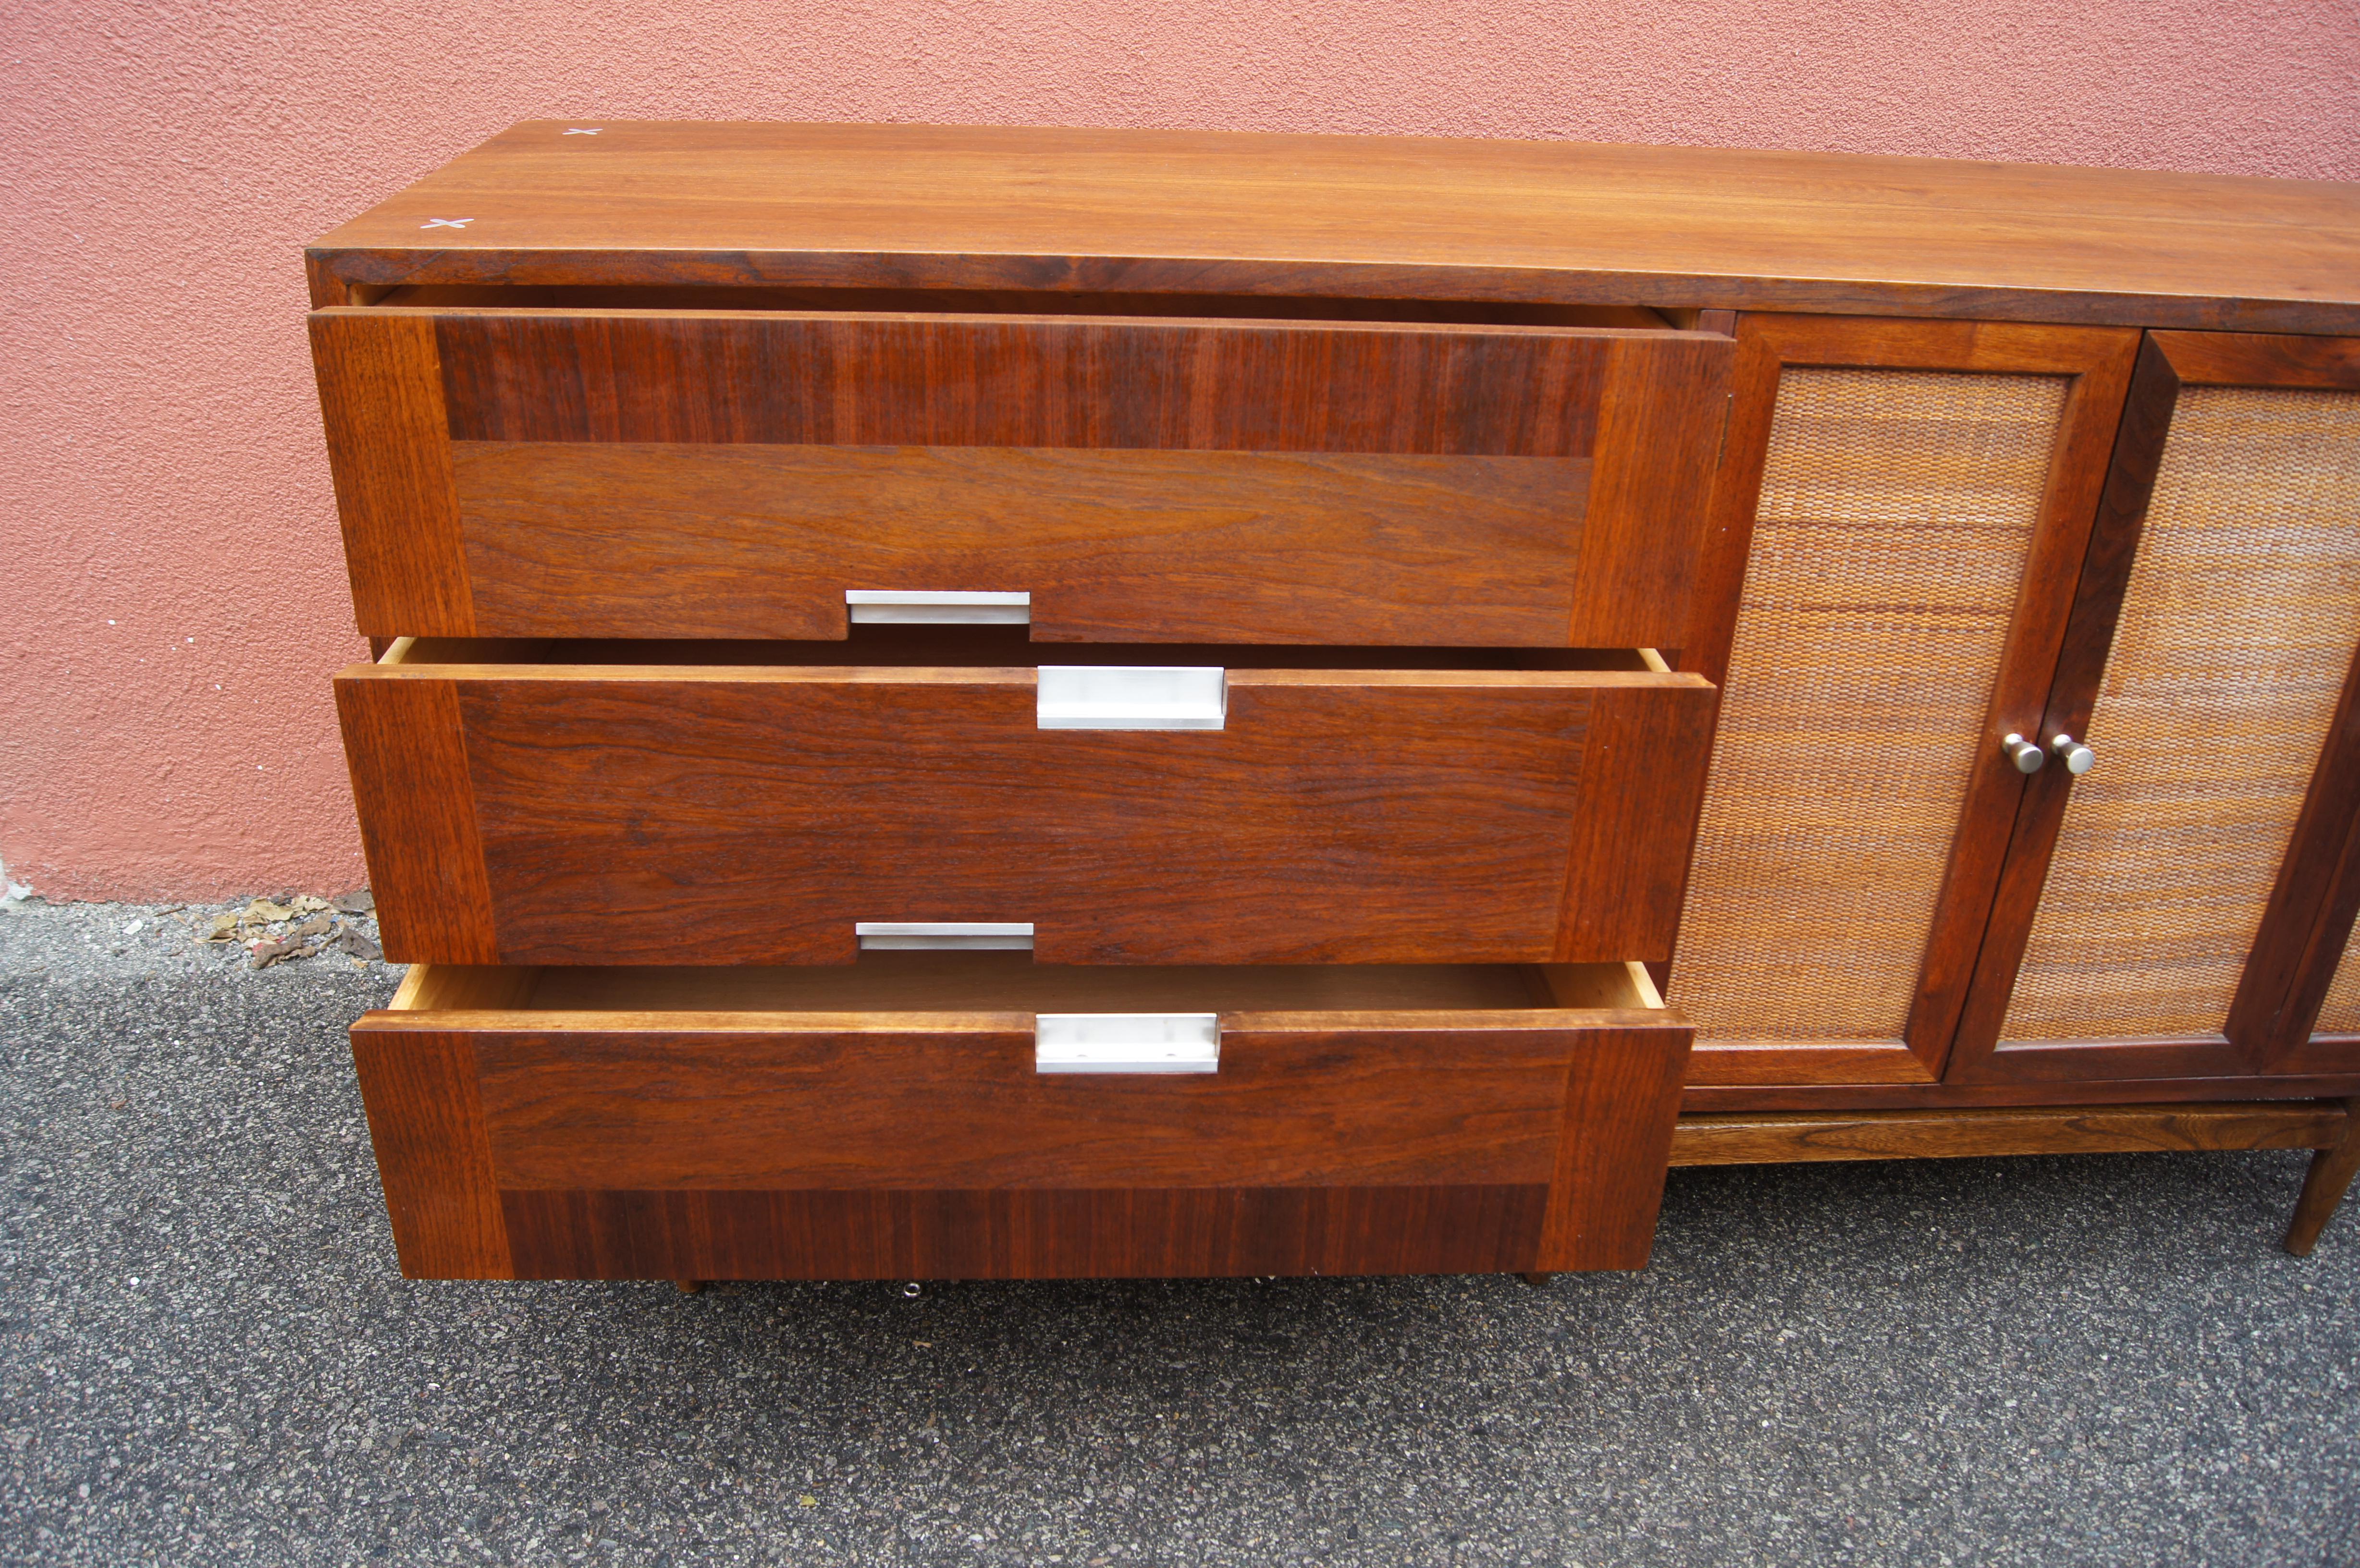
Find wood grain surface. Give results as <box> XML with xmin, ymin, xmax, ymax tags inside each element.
<box><xmin>307</xmin><ymin>313</ymin><xmax>474</xmax><ymax>637</ymax></box>
<box><xmin>337</xmin><ymin>662</ymin><xmax>1714</xmax><ymax>966</ymax></box>
<box><xmin>454</xmin><ymin>444</ymin><xmax>1595</xmax><ymax>645</ymax></box>
<box><xmin>314</xmin><ymin>306</ymin><xmax>1728</xmax><ymax>645</ymax></box>
<box><xmin>1668</xmin><ymin>1101</ymin><xmax>2348</xmax><ymax>1165</ymax></box>
<box><xmin>1537</xmin><ymin>1024</ymin><xmax>1693</xmax><ymax>1271</ymax></box>
<box><xmin>333</xmin><ymin>673</ymin><xmax>499</xmax><ymax>963</ymax></box>
<box><xmin>2284</xmin><ymin>1099</ymin><xmax>2360</xmax><ymax>1255</ymax></box>
<box><xmin>1679</xmin><ymin>1074</ymin><xmax>2360</xmax><ymax>1115</ymax></box>
<box><xmin>346</xmin><ymin>1029</ymin><xmax>512</xmax><ymax>1278</ymax></box>
<box><xmin>497</xmin><ymin>1185</ymin><xmax>1551</xmax><ymax>1280</ymax></box>
<box><xmin>346</xmin><ymin>960</ymin><xmax>1690</xmax><ymax>1280</ymax></box>
<box><xmin>305</xmin><ymin>121</ymin><xmax>2360</xmax><ymax>332</ymax></box>
<box><xmin>430</xmin><ymin>309</ymin><xmax>1629</xmax><ymax>453</ymax></box>
<box><xmin>472</xmin><ymin>1022</ymin><xmax>1582</xmax><ymax>1190</ymax></box>
<box><xmin>2266</xmin><ymin>770</ymin><xmax>2360</xmax><ymax>1076</ymax></box>
<box><xmin>1552</xmin><ymin>675</ymin><xmax>1718</xmax><ymax>961</ymax></box>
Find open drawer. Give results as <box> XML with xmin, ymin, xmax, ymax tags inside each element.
<box><xmin>351</xmin><ymin>954</ymin><xmax>1692</xmax><ymax>1280</ymax></box>
<box><xmin>337</xmin><ymin>631</ymin><xmax>1718</xmax><ymax>968</ymax></box>
<box><xmin>310</xmin><ymin>300</ymin><xmax>1732</xmax><ymax>647</ymax></box>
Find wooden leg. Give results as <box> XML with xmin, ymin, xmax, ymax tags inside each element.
<box><xmin>1519</xmin><ymin>1272</ymin><xmax>1553</xmax><ymax>1287</ymax></box>
<box><xmin>674</xmin><ymin>1279</ymin><xmax>706</xmax><ymax>1294</ymax></box>
<box><xmin>2284</xmin><ymin>1101</ymin><xmax>2360</xmax><ymax>1257</ymax></box>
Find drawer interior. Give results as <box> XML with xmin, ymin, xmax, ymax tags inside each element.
<box><xmin>390</xmin><ymin>953</ymin><xmax>1668</xmax><ymax>1017</ymax></box>
<box><xmin>378</xmin><ymin>626</ymin><xmax>1672</xmax><ymax>672</ymax></box>
<box><xmin>362</xmin><ymin>282</ymin><xmax>1673</xmax><ymax>331</ymax></box>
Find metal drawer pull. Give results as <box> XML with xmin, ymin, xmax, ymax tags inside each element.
<box><xmin>856</xmin><ymin>921</ymin><xmax>1035</xmax><ymax>951</ymax></box>
<box><xmin>1036</xmin><ymin>666</ymin><xmax>1227</xmax><ymax>731</ymax></box>
<box><xmin>2001</xmin><ymin>732</ymin><xmax>2046</xmax><ymax>774</ymax></box>
<box><xmin>2049</xmin><ymin>733</ymin><xmax>2096</xmax><ymax>774</ymax></box>
<box><xmin>846</xmin><ymin>589</ymin><xmax>1030</xmax><ymax>625</ymax></box>
<box><xmin>1035</xmin><ymin>1013</ymin><xmax>1220</xmax><ymax>1074</ymax></box>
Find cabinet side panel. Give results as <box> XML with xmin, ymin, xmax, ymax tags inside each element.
<box><xmin>2000</xmin><ymin>387</ymin><xmax>2360</xmax><ymax>1042</ymax></box>
<box><xmin>1668</xmin><ymin>368</ymin><xmax>2065</xmax><ymax>1045</ymax></box>
<box><xmin>308</xmin><ymin>311</ymin><xmax>473</xmax><ymax>637</ymax></box>
<box><xmin>348</xmin><ymin>1027</ymin><xmax>512</xmax><ymax>1278</ymax></box>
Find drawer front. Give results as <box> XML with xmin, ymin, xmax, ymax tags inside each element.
<box><xmin>337</xmin><ymin>663</ymin><xmax>1717</xmax><ymax>968</ymax></box>
<box><xmin>349</xmin><ymin>989</ymin><xmax>1691</xmax><ymax>1280</ymax></box>
<box><xmin>311</xmin><ymin>308</ymin><xmax>1732</xmax><ymax>646</ymax></box>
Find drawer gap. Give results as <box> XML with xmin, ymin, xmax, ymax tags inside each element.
<box><xmin>383</xmin><ymin>627</ymin><xmax>1670</xmax><ymax>673</ymax></box>
<box><xmin>401</xmin><ymin>954</ymin><xmax>1665</xmax><ymax>1017</ymax></box>
<box><xmin>364</xmin><ymin>282</ymin><xmax>1677</xmax><ymax>331</ymax></box>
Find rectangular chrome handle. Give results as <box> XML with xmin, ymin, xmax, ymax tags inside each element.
<box><xmin>847</xmin><ymin>589</ymin><xmax>1030</xmax><ymax>625</ymax></box>
<box><xmin>1035</xmin><ymin>1013</ymin><xmax>1220</xmax><ymax>1074</ymax></box>
<box><xmin>856</xmin><ymin>921</ymin><xmax>1035</xmax><ymax>951</ymax></box>
<box><xmin>1036</xmin><ymin>666</ymin><xmax>1226</xmax><ymax>731</ymax></box>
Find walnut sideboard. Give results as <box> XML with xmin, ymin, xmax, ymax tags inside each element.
<box><xmin>307</xmin><ymin>122</ymin><xmax>2360</xmax><ymax>1283</ymax></box>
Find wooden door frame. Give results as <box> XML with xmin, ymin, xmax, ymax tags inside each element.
<box><xmin>1673</xmin><ymin>314</ymin><xmax>2139</xmax><ymax>1089</ymax></box>
<box><xmin>1948</xmin><ymin>331</ymin><xmax>2360</xmax><ymax>1085</ymax></box>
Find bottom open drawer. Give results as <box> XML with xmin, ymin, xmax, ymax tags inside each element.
<box><xmin>350</xmin><ymin>956</ymin><xmax>1692</xmax><ymax>1281</ymax></box>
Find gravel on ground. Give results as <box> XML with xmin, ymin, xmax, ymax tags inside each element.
<box><xmin>2</xmin><ymin>894</ymin><xmax>2355</xmax><ymax>1567</ymax></box>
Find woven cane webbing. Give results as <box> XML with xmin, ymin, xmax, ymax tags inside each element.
<box><xmin>2002</xmin><ymin>386</ymin><xmax>2360</xmax><ymax>1043</ymax></box>
<box><xmin>1669</xmin><ymin>369</ymin><xmax>2067</xmax><ymax>1044</ymax></box>
<box><xmin>2317</xmin><ymin>931</ymin><xmax>2360</xmax><ymax>1037</ymax></box>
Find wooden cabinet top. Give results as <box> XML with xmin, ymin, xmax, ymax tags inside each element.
<box><xmin>308</xmin><ymin>120</ymin><xmax>2360</xmax><ymax>333</ymax></box>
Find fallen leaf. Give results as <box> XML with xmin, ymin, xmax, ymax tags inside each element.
<box><xmin>333</xmin><ymin>928</ymin><xmax>382</xmax><ymax>961</ymax></box>
<box><xmin>203</xmin><ymin>913</ymin><xmax>239</xmax><ymax>942</ymax></box>
<box><xmin>249</xmin><ymin>938</ymin><xmax>320</xmax><ymax>970</ymax></box>
<box><xmin>291</xmin><ymin>894</ymin><xmax>332</xmax><ymax>915</ymax></box>
<box><xmin>294</xmin><ymin>914</ymin><xmax>334</xmax><ymax>938</ymax></box>
<box><xmin>798</xmin><ymin>1495</ymin><xmax>817</xmax><ymax>1508</ymax></box>
<box><xmin>244</xmin><ymin>899</ymin><xmax>295</xmax><ymax>923</ymax></box>
<box><xmin>331</xmin><ymin>889</ymin><xmax>375</xmax><ymax>914</ymax></box>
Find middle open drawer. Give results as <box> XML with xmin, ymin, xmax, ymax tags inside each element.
<box><xmin>338</xmin><ymin>632</ymin><xmax>1717</xmax><ymax>968</ymax></box>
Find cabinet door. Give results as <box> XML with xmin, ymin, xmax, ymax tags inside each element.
<box><xmin>1666</xmin><ymin>317</ymin><xmax>2138</xmax><ymax>1088</ymax></box>
<box><xmin>2264</xmin><ymin>719</ymin><xmax>2360</xmax><ymax>1076</ymax></box>
<box><xmin>1947</xmin><ymin>333</ymin><xmax>2360</xmax><ymax>1085</ymax></box>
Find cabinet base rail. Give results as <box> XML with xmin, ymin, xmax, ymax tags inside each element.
<box><xmin>1668</xmin><ymin>1099</ymin><xmax>2360</xmax><ymax>1255</ymax></box>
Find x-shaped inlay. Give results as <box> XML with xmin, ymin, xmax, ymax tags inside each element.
<box><xmin>564</xmin><ymin>128</ymin><xmax>602</xmax><ymax>135</ymax></box>
<box><xmin>420</xmin><ymin>218</ymin><xmax>473</xmax><ymax>229</ymax></box>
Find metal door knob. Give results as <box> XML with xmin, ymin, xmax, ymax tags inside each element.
<box><xmin>2002</xmin><ymin>733</ymin><xmax>2046</xmax><ymax>774</ymax></box>
<box><xmin>2050</xmin><ymin>733</ymin><xmax>2096</xmax><ymax>774</ymax></box>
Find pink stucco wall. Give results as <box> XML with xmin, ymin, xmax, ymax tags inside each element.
<box><xmin>4</xmin><ymin>1</ymin><xmax>2356</xmax><ymax>901</ymax></box>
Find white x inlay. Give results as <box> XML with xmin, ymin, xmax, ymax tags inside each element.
<box><xmin>564</xmin><ymin>128</ymin><xmax>602</xmax><ymax>135</ymax></box>
<box><xmin>420</xmin><ymin>217</ymin><xmax>473</xmax><ymax>230</ymax></box>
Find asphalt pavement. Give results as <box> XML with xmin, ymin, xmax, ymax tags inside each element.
<box><xmin>3</xmin><ymin>894</ymin><xmax>2355</xmax><ymax>1567</ymax></box>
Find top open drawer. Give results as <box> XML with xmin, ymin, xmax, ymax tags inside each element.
<box><xmin>310</xmin><ymin>305</ymin><xmax>1732</xmax><ymax>647</ymax></box>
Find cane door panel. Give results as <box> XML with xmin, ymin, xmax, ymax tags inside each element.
<box><xmin>1950</xmin><ymin>332</ymin><xmax>2360</xmax><ymax>1084</ymax></box>
<box><xmin>1667</xmin><ymin>316</ymin><xmax>2139</xmax><ymax>1088</ymax></box>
